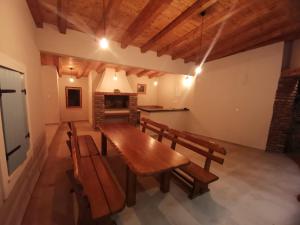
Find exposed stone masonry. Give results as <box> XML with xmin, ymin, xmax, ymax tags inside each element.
<box><xmin>266</xmin><ymin>78</ymin><xmax>299</xmax><ymax>152</ymax></box>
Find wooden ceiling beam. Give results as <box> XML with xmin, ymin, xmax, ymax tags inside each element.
<box><xmin>126</xmin><ymin>68</ymin><xmax>141</xmax><ymax>76</ymax></box>
<box><xmin>184</xmin><ymin>12</ymin><xmax>289</xmax><ymax>63</ymax></box>
<box><xmin>148</xmin><ymin>72</ymin><xmax>163</xmax><ymax>79</ymax></box>
<box><xmin>206</xmin><ymin>25</ymin><xmax>300</xmax><ymax>62</ymax></box>
<box><xmin>175</xmin><ymin>4</ymin><xmax>278</xmax><ymax>61</ymax></box>
<box><xmin>120</xmin><ymin>0</ymin><xmax>172</xmax><ymax>48</ymax></box>
<box><xmin>96</xmin><ymin>0</ymin><xmax>123</xmax><ymax>37</ymax></box>
<box><xmin>156</xmin><ymin>0</ymin><xmax>261</xmax><ymax>57</ymax></box>
<box><xmin>57</xmin><ymin>0</ymin><xmax>68</xmax><ymax>34</ymax></box>
<box><xmin>137</xmin><ymin>70</ymin><xmax>151</xmax><ymax>77</ymax></box>
<box><xmin>96</xmin><ymin>63</ymin><xmax>107</xmax><ymax>74</ymax></box>
<box><xmin>26</xmin><ymin>0</ymin><xmax>43</xmax><ymax>28</ymax></box>
<box><xmin>141</xmin><ymin>0</ymin><xmax>218</xmax><ymax>53</ymax></box>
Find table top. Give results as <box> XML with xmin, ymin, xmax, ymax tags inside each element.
<box><xmin>99</xmin><ymin>123</ymin><xmax>190</xmax><ymax>176</ymax></box>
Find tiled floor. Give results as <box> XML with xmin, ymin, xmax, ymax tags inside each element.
<box><xmin>22</xmin><ymin>122</ymin><xmax>300</xmax><ymax>225</ymax></box>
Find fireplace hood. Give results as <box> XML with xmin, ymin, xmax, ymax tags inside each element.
<box><xmin>96</xmin><ymin>68</ymin><xmax>134</xmax><ymax>93</ymax></box>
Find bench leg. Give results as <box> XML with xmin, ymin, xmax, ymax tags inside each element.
<box><xmin>126</xmin><ymin>166</ymin><xmax>136</xmax><ymax>207</ymax></box>
<box><xmin>189</xmin><ymin>180</ymin><xmax>209</xmax><ymax>199</ymax></box>
<box><xmin>101</xmin><ymin>133</ymin><xmax>107</xmax><ymax>156</ymax></box>
<box><xmin>160</xmin><ymin>171</ymin><xmax>171</xmax><ymax>193</ymax></box>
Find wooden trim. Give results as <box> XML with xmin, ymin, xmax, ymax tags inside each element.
<box><xmin>0</xmin><ymin>65</ymin><xmax>24</xmax><ymax>74</ymax></box>
<box><xmin>95</xmin><ymin>92</ymin><xmax>137</xmax><ymax>96</ymax></box>
<box><xmin>65</xmin><ymin>87</ymin><xmax>82</xmax><ymax>108</ymax></box>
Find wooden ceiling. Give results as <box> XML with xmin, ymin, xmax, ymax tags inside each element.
<box><xmin>28</xmin><ymin>0</ymin><xmax>300</xmax><ymax>63</ymax></box>
<box><xmin>40</xmin><ymin>52</ymin><xmax>166</xmax><ymax>78</ymax></box>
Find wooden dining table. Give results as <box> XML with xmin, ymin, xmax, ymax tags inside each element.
<box><xmin>98</xmin><ymin>122</ymin><xmax>190</xmax><ymax>207</ymax></box>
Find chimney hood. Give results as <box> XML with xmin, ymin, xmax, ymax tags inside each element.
<box><xmin>96</xmin><ymin>68</ymin><xmax>134</xmax><ymax>93</ymax></box>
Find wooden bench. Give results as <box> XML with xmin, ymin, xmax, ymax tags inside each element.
<box><xmin>69</xmin><ymin>122</ymin><xmax>125</xmax><ymax>225</ymax></box>
<box><xmin>140</xmin><ymin>117</ymin><xmax>169</xmax><ymax>142</ymax></box>
<box><xmin>167</xmin><ymin>129</ymin><xmax>226</xmax><ymax>199</ymax></box>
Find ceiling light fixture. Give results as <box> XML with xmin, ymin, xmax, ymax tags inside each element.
<box><xmin>99</xmin><ymin>0</ymin><xmax>109</xmax><ymax>49</ymax></box>
<box><xmin>195</xmin><ymin>11</ymin><xmax>205</xmax><ymax>76</ymax></box>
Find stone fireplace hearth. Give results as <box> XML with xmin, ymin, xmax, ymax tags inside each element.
<box><xmin>93</xmin><ymin>92</ymin><xmax>137</xmax><ymax>128</ymax></box>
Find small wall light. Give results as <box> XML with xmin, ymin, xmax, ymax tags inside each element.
<box><xmin>183</xmin><ymin>75</ymin><xmax>193</xmax><ymax>87</ymax></box>
<box><xmin>195</xmin><ymin>65</ymin><xmax>203</xmax><ymax>76</ymax></box>
<box><xmin>153</xmin><ymin>81</ymin><xmax>158</xmax><ymax>86</ymax></box>
<box><xmin>69</xmin><ymin>77</ymin><xmax>75</xmax><ymax>83</ymax></box>
<box><xmin>113</xmin><ymin>73</ymin><xmax>118</xmax><ymax>81</ymax></box>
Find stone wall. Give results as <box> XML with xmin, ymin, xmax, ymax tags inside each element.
<box><xmin>266</xmin><ymin>78</ymin><xmax>299</xmax><ymax>152</ymax></box>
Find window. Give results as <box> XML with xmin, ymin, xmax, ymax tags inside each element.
<box><xmin>0</xmin><ymin>66</ymin><xmax>29</xmax><ymax>175</ymax></box>
<box><xmin>66</xmin><ymin>87</ymin><xmax>82</xmax><ymax>108</ymax></box>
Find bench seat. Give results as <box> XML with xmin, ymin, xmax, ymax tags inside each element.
<box><xmin>180</xmin><ymin>162</ymin><xmax>219</xmax><ymax>184</ymax></box>
<box><xmin>79</xmin><ymin>155</ymin><xmax>125</xmax><ymax>219</ymax></box>
<box><xmin>78</xmin><ymin>135</ymin><xmax>99</xmax><ymax>157</ymax></box>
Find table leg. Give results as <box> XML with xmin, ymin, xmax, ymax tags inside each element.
<box><xmin>101</xmin><ymin>133</ymin><xmax>107</xmax><ymax>156</ymax></box>
<box><xmin>160</xmin><ymin>170</ymin><xmax>171</xmax><ymax>193</ymax></box>
<box><xmin>126</xmin><ymin>166</ymin><xmax>136</xmax><ymax>207</ymax></box>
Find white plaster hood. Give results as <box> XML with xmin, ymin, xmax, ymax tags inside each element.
<box><xmin>96</xmin><ymin>67</ymin><xmax>134</xmax><ymax>93</ymax></box>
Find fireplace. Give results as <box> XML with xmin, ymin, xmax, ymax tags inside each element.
<box><xmin>105</xmin><ymin>95</ymin><xmax>129</xmax><ymax>109</ymax></box>
<box><xmin>94</xmin><ymin>92</ymin><xmax>137</xmax><ymax>127</ymax></box>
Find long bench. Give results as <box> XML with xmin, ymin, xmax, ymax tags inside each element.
<box><xmin>168</xmin><ymin>128</ymin><xmax>226</xmax><ymax>199</ymax></box>
<box><xmin>140</xmin><ymin>117</ymin><xmax>169</xmax><ymax>142</ymax></box>
<box><xmin>68</xmin><ymin>122</ymin><xmax>125</xmax><ymax>225</ymax></box>
<box><xmin>140</xmin><ymin>118</ymin><xmax>226</xmax><ymax>199</ymax></box>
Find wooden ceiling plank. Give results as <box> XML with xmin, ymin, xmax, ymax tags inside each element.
<box><xmin>156</xmin><ymin>0</ymin><xmax>262</xmax><ymax>57</ymax></box>
<box><xmin>206</xmin><ymin>25</ymin><xmax>300</xmax><ymax>62</ymax></box>
<box><xmin>175</xmin><ymin>4</ymin><xmax>279</xmax><ymax>61</ymax></box>
<box><xmin>96</xmin><ymin>0</ymin><xmax>123</xmax><ymax>37</ymax></box>
<box><xmin>183</xmin><ymin>11</ymin><xmax>289</xmax><ymax>62</ymax></box>
<box><xmin>57</xmin><ymin>0</ymin><xmax>68</xmax><ymax>34</ymax></box>
<box><xmin>120</xmin><ymin>0</ymin><xmax>172</xmax><ymax>49</ymax></box>
<box><xmin>26</xmin><ymin>0</ymin><xmax>43</xmax><ymax>28</ymax></box>
<box><xmin>140</xmin><ymin>0</ymin><xmax>218</xmax><ymax>53</ymax></box>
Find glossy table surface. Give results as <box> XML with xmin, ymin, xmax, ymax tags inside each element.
<box><xmin>99</xmin><ymin>123</ymin><xmax>190</xmax><ymax>176</ymax></box>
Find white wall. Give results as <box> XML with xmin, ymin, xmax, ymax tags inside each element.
<box><xmin>41</xmin><ymin>66</ymin><xmax>60</xmax><ymax>124</ymax></box>
<box><xmin>290</xmin><ymin>38</ymin><xmax>300</xmax><ymax>68</ymax></box>
<box><xmin>35</xmin><ymin>24</ymin><xmax>195</xmax><ymax>75</ymax></box>
<box><xmin>128</xmin><ymin>75</ymin><xmax>158</xmax><ymax>105</ymax></box>
<box><xmin>58</xmin><ymin>76</ymin><xmax>89</xmax><ymax>121</ymax></box>
<box><xmin>0</xmin><ymin>1</ymin><xmax>47</xmax><ymax>224</ymax></box>
<box><xmin>157</xmin><ymin>43</ymin><xmax>283</xmax><ymax>150</ymax></box>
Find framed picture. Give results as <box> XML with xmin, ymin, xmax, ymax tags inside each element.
<box><xmin>137</xmin><ymin>83</ymin><xmax>146</xmax><ymax>94</ymax></box>
<box><xmin>66</xmin><ymin>87</ymin><xmax>82</xmax><ymax>108</ymax></box>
